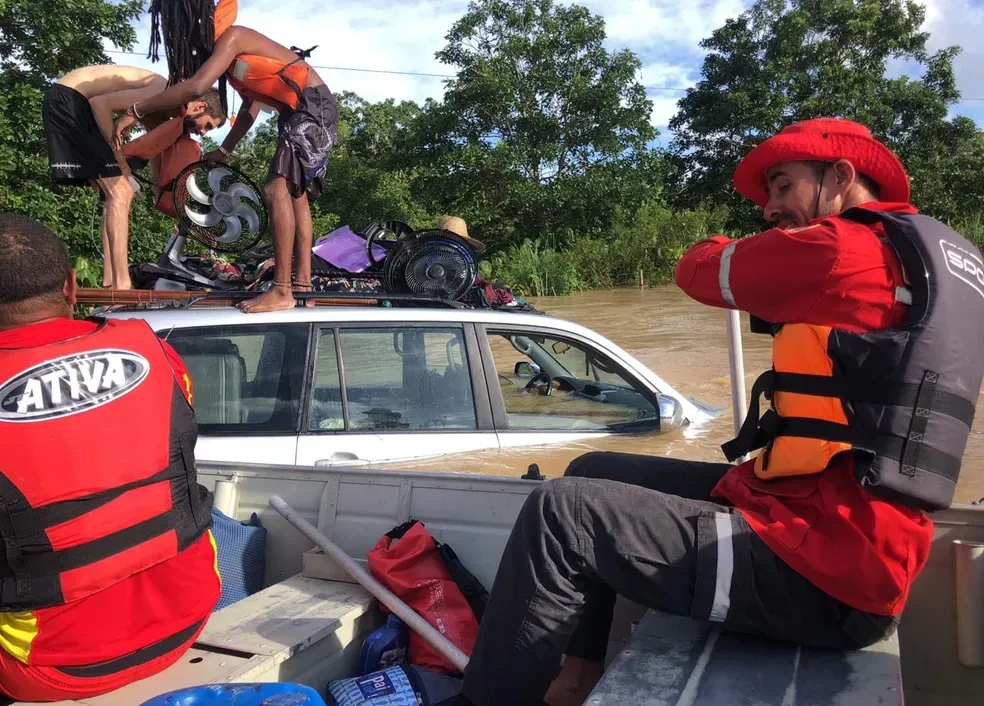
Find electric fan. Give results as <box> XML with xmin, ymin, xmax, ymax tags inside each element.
<box><xmin>172</xmin><ymin>161</ymin><xmax>268</xmax><ymax>254</ymax></box>
<box><xmin>362</xmin><ymin>220</ymin><xmax>418</xmax><ymax>268</ymax></box>
<box><xmin>382</xmin><ymin>231</ymin><xmax>479</xmax><ymax>301</ymax></box>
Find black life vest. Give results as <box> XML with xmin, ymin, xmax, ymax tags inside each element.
<box><xmin>0</xmin><ymin>317</ymin><xmax>212</xmax><ymax>611</ymax></box>
<box><xmin>722</xmin><ymin>209</ymin><xmax>984</xmax><ymax>511</ymax></box>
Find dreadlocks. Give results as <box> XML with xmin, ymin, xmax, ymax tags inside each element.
<box><xmin>147</xmin><ymin>0</ymin><xmax>229</xmax><ymax>116</ymax></box>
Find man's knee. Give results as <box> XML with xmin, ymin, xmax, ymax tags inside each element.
<box><xmin>522</xmin><ymin>477</ymin><xmax>581</xmax><ymax>528</ymax></box>
<box><xmin>264</xmin><ymin>177</ymin><xmax>289</xmax><ymax>204</ymax></box>
<box><xmin>565</xmin><ymin>451</ymin><xmax>619</xmax><ymax>479</ymax></box>
<box><xmin>102</xmin><ymin>177</ymin><xmax>134</xmax><ymax>203</ymax></box>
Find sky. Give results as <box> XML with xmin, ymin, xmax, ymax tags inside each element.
<box><xmin>106</xmin><ymin>0</ymin><xmax>984</xmax><ymax>148</ymax></box>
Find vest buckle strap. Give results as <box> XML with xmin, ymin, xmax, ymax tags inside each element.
<box><xmin>721</xmin><ymin>371</ymin><xmax>777</xmax><ymax>462</ymax></box>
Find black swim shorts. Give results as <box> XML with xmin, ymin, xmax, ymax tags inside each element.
<box><xmin>41</xmin><ymin>83</ymin><xmax>139</xmax><ymax>187</ymax></box>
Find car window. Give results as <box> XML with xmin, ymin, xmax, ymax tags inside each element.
<box><xmin>308</xmin><ymin>327</ymin><xmax>477</xmax><ymax>432</ymax></box>
<box><xmin>163</xmin><ymin>323</ymin><xmax>309</xmax><ymax>433</ymax></box>
<box><xmin>486</xmin><ymin>330</ymin><xmax>659</xmax><ymax>432</ymax></box>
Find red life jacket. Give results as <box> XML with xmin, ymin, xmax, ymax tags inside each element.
<box><xmin>0</xmin><ymin>317</ymin><xmax>212</xmax><ymax>611</ymax></box>
<box><xmin>123</xmin><ymin>116</ymin><xmax>202</xmax><ymax>218</ymax></box>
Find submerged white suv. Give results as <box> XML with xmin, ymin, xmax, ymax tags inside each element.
<box><xmin>104</xmin><ymin>298</ymin><xmax>716</xmax><ymax>468</ymax></box>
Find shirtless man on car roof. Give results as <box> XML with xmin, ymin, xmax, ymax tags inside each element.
<box><xmin>42</xmin><ymin>64</ymin><xmax>225</xmax><ymax>289</ymax></box>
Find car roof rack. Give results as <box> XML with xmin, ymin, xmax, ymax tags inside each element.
<box><xmin>74</xmin><ymin>288</ymin><xmax>468</xmax><ymax>311</ymax></box>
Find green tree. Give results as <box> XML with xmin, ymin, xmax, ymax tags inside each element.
<box><xmin>668</xmin><ymin>0</ymin><xmax>984</xmax><ymax>231</ymax></box>
<box><xmin>317</xmin><ymin>92</ymin><xmax>435</xmax><ymax>231</ymax></box>
<box><xmin>0</xmin><ymin>0</ymin><xmax>179</xmax><ymax>272</ymax></box>
<box><xmin>414</xmin><ymin>0</ymin><xmax>664</xmax><ymax>249</ymax></box>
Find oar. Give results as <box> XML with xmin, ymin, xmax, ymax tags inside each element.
<box><xmin>268</xmin><ymin>495</ymin><xmax>470</xmax><ymax>674</ymax></box>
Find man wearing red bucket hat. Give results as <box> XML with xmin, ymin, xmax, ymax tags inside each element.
<box><xmin>455</xmin><ymin>118</ymin><xmax>984</xmax><ymax>706</ymax></box>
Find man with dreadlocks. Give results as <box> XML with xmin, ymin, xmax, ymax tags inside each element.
<box><xmin>116</xmin><ymin>0</ymin><xmax>339</xmax><ymax>313</ymax></box>
<box><xmin>43</xmin><ymin>64</ymin><xmax>225</xmax><ymax>289</ymax></box>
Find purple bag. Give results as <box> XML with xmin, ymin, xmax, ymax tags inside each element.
<box><xmin>313</xmin><ymin>226</ymin><xmax>388</xmax><ymax>273</ymax></box>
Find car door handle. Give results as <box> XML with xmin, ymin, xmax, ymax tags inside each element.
<box><xmin>315</xmin><ymin>452</ymin><xmax>367</xmax><ymax>468</ymax></box>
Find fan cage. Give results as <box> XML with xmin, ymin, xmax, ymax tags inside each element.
<box><xmin>172</xmin><ymin>161</ymin><xmax>269</xmax><ymax>254</ymax></box>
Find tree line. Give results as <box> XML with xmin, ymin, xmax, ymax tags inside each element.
<box><xmin>2</xmin><ymin>0</ymin><xmax>982</xmax><ymax>295</ymax></box>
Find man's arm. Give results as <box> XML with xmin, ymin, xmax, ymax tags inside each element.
<box><xmin>90</xmin><ymin>79</ymin><xmax>167</xmax><ymax>148</ymax></box>
<box><xmin>674</xmin><ymin>224</ymin><xmax>842</xmax><ymax>324</ymax></box>
<box><xmin>219</xmin><ymin>99</ymin><xmax>260</xmax><ymax>154</ymax></box>
<box><xmin>130</xmin><ymin>28</ymin><xmax>245</xmax><ymax>117</ymax></box>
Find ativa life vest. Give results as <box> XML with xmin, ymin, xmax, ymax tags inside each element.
<box><xmin>722</xmin><ymin>209</ymin><xmax>984</xmax><ymax>511</ymax></box>
<box><xmin>0</xmin><ymin>318</ymin><xmax>212</xmax><ymax>610</ymax></box>
<box><xmin>226</xmin><ymin>49</ymin><xmax>313</xmax><ymax>112</ymax></box>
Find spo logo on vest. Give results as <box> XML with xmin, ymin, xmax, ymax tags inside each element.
<box><xmin>0</xmin><ymin>349</ymin><xmax>150</xmax><ymax>422</ymax></box>
<box><xmin>941</xmin><ymin>239</ymin><xmax>984</xmax><ymax>299</ymax></box>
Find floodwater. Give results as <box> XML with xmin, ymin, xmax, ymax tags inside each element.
<box><xmin>397</xmin><ymin>286</ymin><xmax>984</xmax><ymax>504</ymax></box>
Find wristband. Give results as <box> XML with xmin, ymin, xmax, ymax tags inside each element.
<box><xmin>127</xmin><ymin>103</ymin><xmax>145</xmax><ymax>120</ymax></box>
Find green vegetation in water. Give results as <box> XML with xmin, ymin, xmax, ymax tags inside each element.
<box><xmin>484</xmin><ymin>202</ymin><xmax>732</xmax><ymax>297</ymax></box>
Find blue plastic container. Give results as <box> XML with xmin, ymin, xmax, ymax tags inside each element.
<box><xmin>359</xmin><ymin>614</ymin><xmax>408</xmax><ymax>675</ymax></box>
<box><xmin>138</xmin><ymin>683</ymin><xmax>327</xmax><ymax>706</ymax></box>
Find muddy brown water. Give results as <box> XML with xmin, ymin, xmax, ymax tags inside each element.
<box><xmin>394</xmin><ymin>286</ymin><xmax>984</xmax><ymax>504</ymax></box>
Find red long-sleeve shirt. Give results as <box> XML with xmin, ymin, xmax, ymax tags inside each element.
<box><xmin>675</xmin><ymin>201</ymin><xmax>934</xmax><ymax>616</ymax></box>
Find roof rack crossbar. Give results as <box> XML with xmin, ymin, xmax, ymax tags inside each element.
<box><xmin>75</xmin><ymin>288</ymin><xmax>468</xmax><ymax>310</ymax></box>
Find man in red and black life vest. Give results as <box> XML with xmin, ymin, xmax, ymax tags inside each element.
<box><xmin>113</xmin><ymin>0</ymin><xmax>339</xmax><ymax>313</ymax></box>
<box><xmin>42</xmin><ymin>64</ymin><xmax>225</xmax><ymax>289</ymax></box>
<box><xmin>454</xmin><ymin>118</ymin><xmax>984</xmax><ymax>706</ymax></box>
<box><xmin>0</xmin><ymin>214</ymin><xmax>221</xmax><ymax>702</ymax></box>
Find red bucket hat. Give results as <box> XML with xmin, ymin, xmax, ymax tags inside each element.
<box><xmin>732</xmin><ymin>118</ymin><xmax>910</xmax><ymax>208</ymax></box>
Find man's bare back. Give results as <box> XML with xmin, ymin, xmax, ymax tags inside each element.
<box><xmin>57</xmin><ymin>65</ymin><xmax>166</xmax><ymax>101</ymax></box>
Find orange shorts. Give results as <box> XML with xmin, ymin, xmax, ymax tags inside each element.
<box><xmin>0</xmin><ymin>618</ymin><xmax>207</xmax><ymax>703</ymax></box>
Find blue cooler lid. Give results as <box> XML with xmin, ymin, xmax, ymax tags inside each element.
<box><xmin>139</xmin><ymin>683</ymin><xmax>327</xmax><ymax>706</ymax></box>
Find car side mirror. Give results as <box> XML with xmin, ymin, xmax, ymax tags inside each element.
<box><xmin>658</xmin><ymin>394</ymin><xmax>684</xmax><ymax>429</ymax></box>
<box><xmin>515</xmin><ymin>361</ymin><xmax>541</xmax><ymax>377</ymax></box>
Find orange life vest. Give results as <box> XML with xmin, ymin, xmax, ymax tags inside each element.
<box><xmin>744</xmin><ymin>323</ymin><xmax>854</xmax><ymax>480</ymax></box>
<box><xmin>214</xmin><ymin>0</ymin><xmax>237</xmax><ymax>39</ymax></box>
<box><xmin>226</xmin><ymin>53</ymin><xmax>310</xmax><ymax>111</ymax></box>
<box><xmin>213</xmin><ymin>0</ymin><xmax>312</xmax><ymax>112</ymax></box>
<box><xmin>122</xmin><ymin>115</ymin><xmax>202</xmax><ymax>218</ymax></box>
<box><xmin>721</xmin><ymin>209</ymin><xmax>984</xmax><ymax>512</ymax></box>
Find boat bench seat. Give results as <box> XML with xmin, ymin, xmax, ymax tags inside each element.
<box><xmin>15</xmin><ymin>574</ymin><xmax>376</xmax><ymax>706</ymax></box>
<box><xmin>586</xmin><ymin>610</ymin><xmax>903</xmax><ymax>705</ymax></box>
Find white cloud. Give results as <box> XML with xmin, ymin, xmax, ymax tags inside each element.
<box><xmin>921</xmin><ymin>0</ymin><xmax>984</xmax><ymax>102</ymax></box>
<box><xmin>568</xmin><ymin>0</ymin><xmax>746</xmax><ymax>48</ymax></box>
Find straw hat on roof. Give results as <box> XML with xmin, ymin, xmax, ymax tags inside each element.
<box><xmin>436</xmin><ymin>215</ymin><xmax>486</xmax><ymax>253</ymax></box>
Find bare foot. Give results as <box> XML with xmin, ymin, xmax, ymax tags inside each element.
<box><xmin>239</xmin><ymin>284</ymin><xmax>296</xmax><ymax>313</ymax></box>
<box><xmin>544</xmin><ymin>657</ymin><xmax>605</xmax><ymax>706</ymax></box>
<box><xmin>114</xmin><ymin>278</ymin><xmax>133</xmax><ymax>291</ymax></box>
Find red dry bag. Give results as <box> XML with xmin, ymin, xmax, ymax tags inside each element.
<box><xmin>366</xmin><ymin>520</ymin><xmax>479</xmax><ymax>675</ymax></box>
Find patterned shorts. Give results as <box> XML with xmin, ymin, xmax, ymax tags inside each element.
<box><xmin>270</xmin><ymin>83</ymin><xmax>339</xmax><ymax>201</ymax></box>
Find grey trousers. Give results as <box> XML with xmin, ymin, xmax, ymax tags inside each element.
<box><xmin>459</xmin><ymin>452</ymin><xmax>898</xmax><ymax>706</ymax></box>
